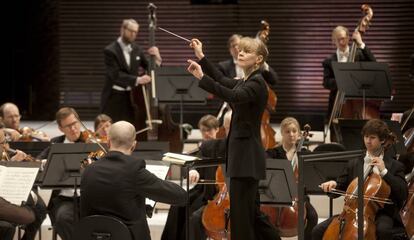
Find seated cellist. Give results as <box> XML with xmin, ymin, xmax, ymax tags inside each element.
<box><xmin>265</xmin><ymin>117</ymin><xmax>318</xmax><ymax>239</ymax></box>
<box><xmin>313</xmin><ymin>119</ymin><xmax>408</xmax><ymax>240</ymax></box>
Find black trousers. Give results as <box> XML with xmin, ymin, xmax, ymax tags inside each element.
<box><xmin>312</xmin><ymin>212</ymin><xmax>401</xmax><ymax>240</ymax></box>
<box><xmin>50</xmin><ymin>196</ymin><xmax>80</xmax><ymax>240</ymax></box>
<box><xmin>102</xmin><ymin>90</ymin><xmax>135</xmax><ymax>124</ymax></box>
<box><xmin>230</xmin><ymin>177</ymin><xmax>280</xmax><ymax>240</ymax></box>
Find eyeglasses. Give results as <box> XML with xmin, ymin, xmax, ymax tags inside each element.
<box><xmin>61</xmin><ymin>121</ymin><xmax>80</xmax><ymax>129</ymax></box>
<box><xmin>124</xmin><ymin>27</ymin><xmax>138</xmax><ymax>34</ymax></box>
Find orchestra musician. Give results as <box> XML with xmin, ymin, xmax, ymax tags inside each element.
<box><xmin>0</xmin><ymin>102</ymin><xmax>49</xmax><ymax>142</ymax></box>
<box><xmin>161</xmin><ymin>114</ymin><xmax>221</xmax><ymax>240</ymax></box>
<box><xmin>0</xmin><ymin>127</ymin><xmax>47</xmax><ymax>240</ymax></box>
<box><xmin>322</xmin><ymin>25</ymin><xmax>376</xmax><ymax>118</ymax></box>
<box><xmin>93</xmin><ymin>113</ymin><xmax>112</xmax><ymax>141</ymax></box>
<box><xmin>100</xmin><ymin>19</ymin><xmax>161</xmax><ymax>124</ymax></box>
<box><xmin>36</xmin><ymin>107</ymin><xmax>85</xmax><ymax>240</ymax></box>
<box><xmin>312</xmin><ymin>119</ymin><xmax>408</xmax><ymax>240</ymax></box>
<box><xmin>187</xmin><ymin>37</ymin><xmax>279</xmax><ymax>240</ymax></box>
<box><xmin>265</xmin><ymin>117</ymin><xmax>318</xmax><ymax>239</ymax></box>
<box><xmin>80</xmin><ymin>121</ymin><xmax>187</xmax><ymax>240</ymax></box>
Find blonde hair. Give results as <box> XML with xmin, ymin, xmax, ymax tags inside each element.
<box><xmin>331</xmin><ymin>25</ymin><xmax>349</xmax><ymax>43</ymax></box>
<box><xmin>238</xmin><ymin>37</ymin><xmax>268</xmax><ymax>66</ymax></box>
<box><xmin>280</xmin><ymin>117</ymin><xmax>300</xmax><ymax>133</ymax></box>
<box><xmin>122</xmin><ymin>19</ymin><xmax>139</xmax><ymax>29</ymax></box>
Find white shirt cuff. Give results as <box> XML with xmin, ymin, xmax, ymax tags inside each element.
<box><xmin>380</xmin><ymin>168</ymin><xmax>388</xmax><ymax>177</ymax></box>
<box><xmin>359</xmin><ymin>42</ymin><xmax>366</xmax><ymax>49</ymax></box>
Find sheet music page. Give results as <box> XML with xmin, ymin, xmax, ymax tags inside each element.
<box><xmin>0</xmin><ymin>166</ymin><xmax>39</xmax><ymax>205</ymax></box>
<box><xmin>145</xmin><ymin>163</ymin><xmax>170</xmax><ymax>207</ymax></box>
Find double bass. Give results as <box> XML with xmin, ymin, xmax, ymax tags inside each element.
<box><xmin>327</xmin><ymin>4</ymin><xmax>380</xmax><ymax>138</ymax></box>
<box><xmin>131</xmin><ymin>3</ymin><xmax>182</xmax><ymax>152</ymax></box>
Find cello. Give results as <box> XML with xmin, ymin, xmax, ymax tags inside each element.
<box><xmin>400</xmin><ymin>167</ymin><xmax>414</xmax><ymax>238</ymax></box>
<box><xmin>257</xmin><ymin>20</ymin><xmax>278</xmax><ymax>150</ymax></box>
<box><xmin>201</xmin><ymin>165</ymin><xmax>231</xmax><ymax>240</ymax></box>
<box><xmin>323</xmin><ymin>134</ymin><xmax>395</xmax><ymax>240</ymax></box>
<box><xmin>260</xmin><ymin>125</ymin><xmax>311</xmax><ymax>237</ymax></box>
<box><xmin>131</xmin><ymin>3</ymin><xmax>182</xmax><ymax>152</ymax></box>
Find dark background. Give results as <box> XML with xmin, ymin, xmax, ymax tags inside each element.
<box><xmin>3</xmin><ymin>0</ymin><xmax>413</xmax><ymax>127</ymax></box>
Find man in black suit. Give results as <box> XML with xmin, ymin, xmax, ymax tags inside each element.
<box><xmin>322</xmin><ymin>25</ymin><xmax>376</xmax><ymax>117</ymax></box>
<box><xmin>100</xmin><ymin>19</ymin><xmax>161</xmax><ymax>124</ymax></box>
<box><xmin>313</xmin><ymin>119</ymin><xmax>408</xmax><ymax>240</ymax></box>
<box><xmin>37</xmin><ymin>107</ymin><xmax>85</xmax><ymax>240</ymax></box>
<box><xmin>80</xmin><ymin>121</ymin><xmax>186</xmax><ymax>240</ymax></box>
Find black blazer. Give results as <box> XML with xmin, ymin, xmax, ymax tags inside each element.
<box><xmin>198</xmin><ymin>57</ymin><xmax>268</xmax><ymax>180</ymax></box>
<box><xmin>322</xmin><ymin>47</ymin><xmax>376</xmax><ymax>114</ymax></box>
<box><xmin>36</xmin><ymin>135</ymin><xmax>66</xmax><ymax>160</ymax></box>
<box><xmin>332</xmin><ymin>150</ymin><xmax>408</xmax><ymax>224</ymax></box>
<box><xmin>80</xmin><ymin>151</ymin><xmax>186</xmax><ymax>240</ymax></box>
<box><xmin>100</xmin><ymin>41</ymin><xmax>149</xmax><ymax>111</ymax></box>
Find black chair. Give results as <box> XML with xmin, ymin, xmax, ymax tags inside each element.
<box><xmin>71</xmin><ymin>215</ymin><xmax>132</xmax><ymax>240</ymax></box>
<box><xmin>313</xmin><ymin>142</ymin><xmax>346</xmax><ymax>152</ymax></box>
<box><xmin>391</xmin><ymin>226</ymin><xmax>409</xmax><ymax>240</ymax></box>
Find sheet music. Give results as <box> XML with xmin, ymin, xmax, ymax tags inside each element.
<box><xmin>145</xmin><ymin>163</ymin><xmax>170</xmax><ymax>207</ymax></box>
<box><xmin>162</xmin><ymin>152</ymin><xmax>200</xmax><ymax>165</ymax></box>
<box><xmin>0</xmin><ymin>166</ymin><xmax>38</xmax><ymax>205</ymax></box>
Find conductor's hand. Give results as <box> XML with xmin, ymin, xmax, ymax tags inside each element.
<box><xmin>136</xmin><ymin>74</ymin><xmax>151</xmax><ymax>86</ymax></box>
<box><xmin>189</xmin><ymin>169</ymin><xmax>200</xmax><ymax>184</ymax></box>
<box><xmin>190</xmin><ymin>39</ymin><xmax>205</xmax><ymax>60</ymax></box>
<box><xmin>320</xmin><ymin>180</ymin><xmax>337</xmax><ymax>193</ymax></box>
<box><xmin>187</xmin><ymin>60</ymin><xmax>204</xmax><ymax>80</ymax></box>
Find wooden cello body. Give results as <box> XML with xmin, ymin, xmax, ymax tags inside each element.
<box><xmin>400</xmin><ymin>170</ymin><xmax>414</xmax><ymax>238</ymax></box>
<box><xmin>202</xmin><ymin>165</ymin><xmax>231</xmax><ymax>240</ymax></box>
<box><xmin>323</xmin><ymin>172</ymin><xmax>390</xmax><ymax>240</ymax></box>
<box><xmin>131</xmin><ymin>3</ymin><xmax>182</xmax><ymax>152</ymax></box>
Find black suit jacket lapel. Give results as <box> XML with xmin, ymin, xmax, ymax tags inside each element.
<box><xmin>114</xmin><ymin>42</ymin><xmax>130</xmax><ymax>72</ymax></box>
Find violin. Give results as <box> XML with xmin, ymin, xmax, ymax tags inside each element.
<box><xmin>1</xmin><ymin>145</ymin><xmax>38</xmax><ymax>162</ymax></box>
<box><xmin>18</xmin><ymin>126</ymin><xmax>50</xmax><ymax>142</ymax></box>
<box><xmin>81</xmin><ymin>149</ymin><xmax>106</xmax><ymax>169</ymax></box>
<box><xmin>322</xmin><ymin>133</ymin><xmax>396</xmax><ymax>240</ymax></box>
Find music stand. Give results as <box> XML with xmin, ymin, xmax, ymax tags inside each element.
<box><xmin>131</xmin><ymin>141</ymin><xmax>169</xmax><ymax>160</ymax></box>
<box><xmin>333</xmin><ymin>62</ymin><xmax>392</xmax><ymax>100</ymax></box>
<box><xmin>336</xmin><ymin>119</ymin><xmax>407</xmax><ymax>155</ymax></box>
<box><xmin>41</xmin><ymin>143</ymin><xmax>102</xmax><ymax>222</ymax></box>
<box><xmin>298</xmin><ymin>150</ymin><xmax>365</xmax><ymax>240</ymax></box>
<box><xmin>259</xmin><ymin>159</ymin><xmax>297</xmax><ymax>206</ymax></box>
<box><xmin>9</xmin><ymin>141</ymin><xmax>50</xmax><ymax>158</ymax></box>
<box><xmin>155</xmin><ymin>66</ymin><xmax>208</xmax><ymax>140</ymax></box>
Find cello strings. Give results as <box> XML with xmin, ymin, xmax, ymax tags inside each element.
<box><xmin>330</xmin><ymin>188</ymin><xmax>393</xmax><ymax>204</ymax></box>
<box><xmin>158</xmin><ymin>27</ymin><xmax>191</xmax><ymax>42</ymax></box>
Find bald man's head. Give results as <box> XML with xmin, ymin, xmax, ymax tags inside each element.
<box><xmin>108</xmin><ymin>121</ymin><xmax>136</xmax><ymax>152</ymax></box>
<box><xmin>0</xmin><ymin>103</ymin><xmax>20</xmax><ymax>130</ymax></box>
